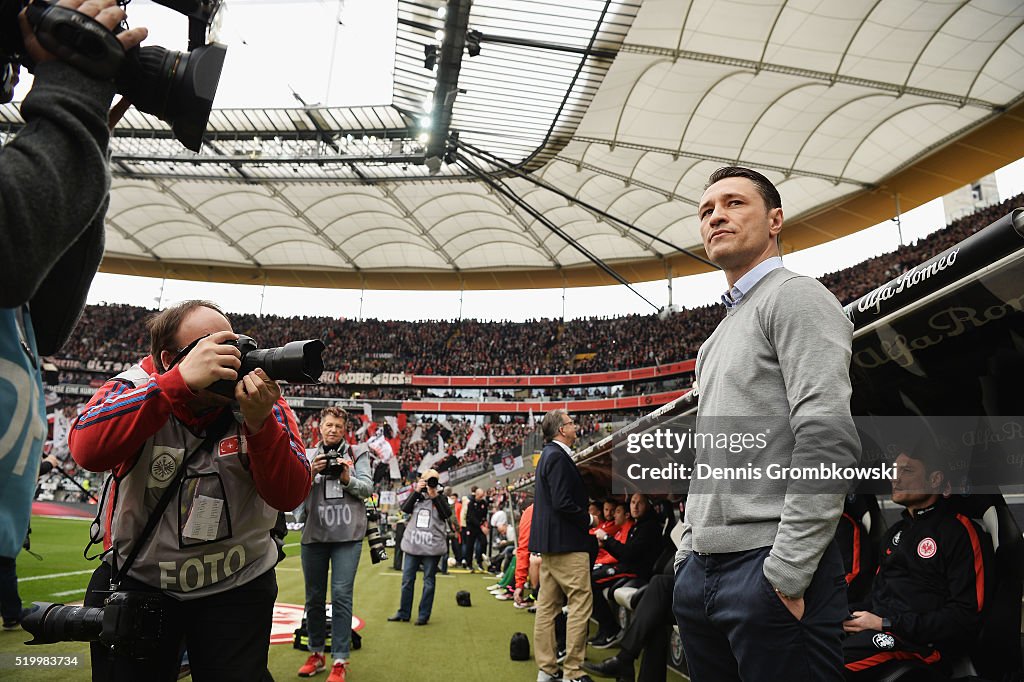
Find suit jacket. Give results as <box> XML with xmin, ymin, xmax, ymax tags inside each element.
<box><xmin>528</xmin><ymin>441</ymin><xmax>592</xmax><ymax>554</ymax></box>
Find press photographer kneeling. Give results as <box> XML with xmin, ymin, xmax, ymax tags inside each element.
<box><xmin>39</xmin><ymin>300</ymin><xmax>314</xmax><ymax>681</ymax></box>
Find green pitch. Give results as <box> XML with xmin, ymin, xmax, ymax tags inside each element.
<box><xmin>0</xmin><ymin>516</ymin><xmax>621</xmax><ymax>681</ymax></box>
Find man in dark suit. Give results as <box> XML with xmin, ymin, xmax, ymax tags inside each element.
<box><xmin>529</xmin><ymin>409</ymin><xmax>597</xmax><ymax>682</ymax></box>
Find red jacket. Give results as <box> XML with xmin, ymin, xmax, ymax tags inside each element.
<box><xmin>595</xmin><ymin>519</ymin><xmax>633</xmax><ymax>565</ymax></box>
<box><xmin>70</xmin><ymin>355</ymin><xmax>311</xmax><ymax>513</ymax></box>
<box><xmin>515</xmin><ymin>504</ymin><xmax>534</xmax><ymax>590</ymax></box>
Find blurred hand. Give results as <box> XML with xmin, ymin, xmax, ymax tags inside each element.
<box><xmin>42</xmin><ymin>454</ymin><xmax>60</xmax><ymax>470</ymax></box>
<box><xmin>843</xmin><ymin>611</ymin><xmax>882</xmax><ymax>633</ymax></box>
<box><xmin>775</xmin><ymin>593</ymin><xmax>805</xmax><ymax>622</ymax></box>
<box><xmin>595</xmin><ymin>529</ymin><xmax>608</xmax><ymax>543</ymax></box>
<box><xmin>235</xmin><ymin>368</ymin><xmax>281</xmax><ymax>433</ymax></box>
<box><xmin>338</xmin><ymin>458</ymin><xmax>352</xmax><ymax>485</ymax></box>
<box><xmin>20</xmin><ymin>0</ymin><xmax>148</xmax><ymax>66</ymax></box>
<box><xmin>311</xmin><ymin>453</ymin><xmax>328</xmax><ymax>475</ymax></box>
<box><xmin>176</xmin><ymin>330</ymin><xmax>240</xmax><ymax>392</ymax></box>
<box><xmin>513</xmin><ymin>587</ymin><xmax>524</xmax><ymax>605</ymax></box>
<box><xmin>416</xmin><ymin>480</ymin><xmax>427</xmax><ymax>493</ymax></box>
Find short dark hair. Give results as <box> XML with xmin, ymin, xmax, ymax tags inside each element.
<box><xmin>706</xmin><ymin>166</ymin><xmax>782</xmax><ymax>212</ymax></box>
<box><xmin>147</xmin><ymin>300</ymin><xmax>225</xmax><ymax>373</ymax></box>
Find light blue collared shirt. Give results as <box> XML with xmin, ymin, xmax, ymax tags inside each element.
<box><xmin>721</xmin><ymin>256</ymin><xmax>784</xmax><ymax>308</ymax></box>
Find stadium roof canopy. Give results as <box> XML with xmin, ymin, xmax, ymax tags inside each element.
<box><xmin>6</xmin><ymin>0</ymin><xmax>1024</xmax><ymax>291</ymax></box>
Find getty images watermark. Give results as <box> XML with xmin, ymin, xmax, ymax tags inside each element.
<box><xmin>608</xmin><ymin>415</ymin><xmax>1024</xmax><ymax>495</ymax></box>
<box><xmin>622</xmin><ymin>427</ymin><xmax>895</xmax><ymax>485</ymax></box>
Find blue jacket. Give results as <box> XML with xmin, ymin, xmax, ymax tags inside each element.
<box><xmin>0</xmin><ymin>308</ymin><xmax>46</xmax><ymax>558</ymax></box>
<box><xmin>528</xmin><ymin>441</ymin><xmax>593</xmax><ymax>554</ymax></box>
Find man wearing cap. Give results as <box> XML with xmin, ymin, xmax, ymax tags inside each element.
<box><xmin>389</xmin><ymin>468</ymin><xmax>451</xmax><ymax>626</ymax></box>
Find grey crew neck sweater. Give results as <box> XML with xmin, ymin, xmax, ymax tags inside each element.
<box><xmin>676</xmin><ymin>266</ymin><xmax>859</xmax><ymax>598</ymax></box>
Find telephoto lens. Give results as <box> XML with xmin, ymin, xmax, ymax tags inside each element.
<box><xmin>365</xmin><ymin>510</ymin><xmax>388</xmax><ymax>564</ymax></box>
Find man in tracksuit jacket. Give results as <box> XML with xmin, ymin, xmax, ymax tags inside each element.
<box><xmin>843</xmin><ymin>450</ymin><xmax>992</xmax><ymax>678</ymax></box>
<box><xmin>70</xmin><ymin>300</ymin><xmax>311</xmax><ymax>681</ymax></box>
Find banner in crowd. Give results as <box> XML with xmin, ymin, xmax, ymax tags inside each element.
<box><xmin>318</xmin><ymin>371</ymin><xmax>413</xmax><ymax>385</ymax></box>
<box><xmin>52</xmin><ymin>358</ymin><xmax>134</xmax><ymax>374</ymax></box>
<box><xmin>492</xmin><ymin>446</ymin><xmax>525</xmax><ymax>476</ymax></box>
<box><xmin>407</xmin><ymin>360</ymin><xmax>696</xmax><ymax>388</ymax></box>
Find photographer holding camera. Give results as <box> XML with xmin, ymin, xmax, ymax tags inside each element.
<box><xmin>388</xmin><ymin>468</ymin><xmax>451</xmax><ymax>626</ymax></box>
<box><xmin>67</xmin><ymin>299</ymin><xmax>312</xmax><ymax>681</ymax></box>
<box><xmin>297</xmin><ymin>406</ymin><xmax>373</xmax><ymax>682</ymax></box>
<box><xmin>0</xmin><ymin>0</ymin><xmax>146</xmax><ymax>632</ymax></box>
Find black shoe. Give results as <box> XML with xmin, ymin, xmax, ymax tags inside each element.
<box><xmin>589</xmin><ymin>630</ymin><xmax>620</xmax><ymax>649</ymax></box>
<box><xmin>414</xmin><ymin>618</ymin><xmax>428</xmax><ymax>626</ymax></box>
<box><xmin>556</xmin><ymin>648</ymin><xmax>567</xmax><ymax>664</ymax></box>
<box><xmin>564</xmin><ymin>676</ymin><xmax>595</xmax><ymax>682</ymax></box>
<box><xmin>387</xmin><ymin>614</ymin><xmax>409</xmax><ymax>622</ymax></box>
<box><xmin>582</xmin><ymin>654</ymin><xmax>635</xmax><ymax>682</ymax></box>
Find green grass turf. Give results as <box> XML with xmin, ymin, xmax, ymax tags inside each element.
<box><xmin>1</xmin><ymin>516</ymin><xmax>656</xmax><ymax>681</ymax></box>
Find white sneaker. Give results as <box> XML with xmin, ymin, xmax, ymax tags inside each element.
<box><xmin>537</xmin><ymin>670</ymin><xmax>560</xmax><ymax>682</ymax></box>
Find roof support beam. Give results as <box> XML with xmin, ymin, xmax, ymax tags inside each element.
<box><xmin>570</xmin><ymin>136</ymin><xmax>874</xmax><ymax>188</ymax></box>
<box><xmin>552</xmin><ymin>153</ymin><xmax>700</xmax><ymax>205</ymax></box>
<box><xmin>619</xmin><ymin>43</ymin><xmax>1001</xmax><ymax>110</ymax></box>
<box><xmin>151</xmin><ymin>178</ymin><xmax>262</xmax><ymax>267</ymax></box>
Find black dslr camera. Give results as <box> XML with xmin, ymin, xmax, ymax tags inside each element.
<box><xmin>207</xmin><ymin>334</ymin><xmax>326</xmax><ymax>398</ymax></box>
<box><xmin>21</xmin><ymin>591</ymin><xmax>165</xmax><ymax>659</ymax></box>
<box><xmin>365</xmin><ymin>509</ymin><xmax>387</xmax><ymax>565</ymax></box>
<box><xmin>322</xmin><ymin>448</ymin><xmax>347</xmax><ymax>478</ymax></box>
<box><xmin>0</xmin><ymin>0</ymin><xmax>227</xmax><ymax>151</ymax></box>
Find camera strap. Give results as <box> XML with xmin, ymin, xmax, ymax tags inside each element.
<box><xmin>110</xmin><ymin>410</ymin><xmax>235</xmax><ymax>589</ymax></box>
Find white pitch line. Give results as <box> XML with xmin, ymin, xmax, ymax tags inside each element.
<box><xmin>52</xmin><ymin>588</ymin><xmax>88</xmax><ymax>597</ymax></box>
<box><xmin>19</xmin><ymin>569</ymin><xmax>94</xmax><ymax>582</ymax></box>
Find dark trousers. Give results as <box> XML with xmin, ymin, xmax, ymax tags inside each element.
<box><xmin>464</xmin><ymin>526</ymin><xmax>485</xmax><ymax>568</ymax></box>
<box><xmin>397</xmin><ymin>553</ymin><xmax>440</xmax><ymax>622</ymax></box>
<box><xmin>590</xmin><ymin>574</ymin><xmax>619</xmax><ymax>636</ymax></box>
<box><xmin>843</xmin><ymin>630</ymin><xmax>946</xmax><ymax>680</ymax></box>
<box><xmin>673</xmin><ymin>543</ymin><xmax>848</xmax><ymax>682</ymax></box>
<box><xmin>0</xmin><ymin>555</ymin><xmax>21</xmax><ymax>623</ymax></box>
<box><xmin>85</xmin><ymin>560</ymin><xmax>277</xmax><ymax>682</ymax></box>
<box><xmin>619</xmin><ymin>573</ymin><xmax>675</xmax><ymax>682</ymax></box>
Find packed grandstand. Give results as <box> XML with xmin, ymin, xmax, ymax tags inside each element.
<box><xmin>39</xmin><ymin>194</ymin><xmax>1022</xmax><ymax>499</ymax></box>
<box><xmin>8</xmin><ymin>0</ymin><xmax>1024</xmax><ymax>679</ymax></box>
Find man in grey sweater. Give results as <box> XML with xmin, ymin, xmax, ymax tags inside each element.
<box><xmin>671</xmin><ymin>167</ymin><xmax>859</xmax><ymax>681</ymax></box>
<box><xmin>0</xmin><ymin>0</ymin><xmax>146</xmax><ymax>632</ymax></box>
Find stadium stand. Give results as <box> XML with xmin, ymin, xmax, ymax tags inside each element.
<box><xmin>55</xmin><ymin>192</ymin><xmax>1022</xmax><ymax>388</ymax></box>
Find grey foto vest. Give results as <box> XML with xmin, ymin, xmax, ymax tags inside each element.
<box><xmin>300</xmin><ymin>442</ymin><xmax>368</xmax><ymax>544</ymax></box>
<box><xmin>105</xmin><ymin>366</ymin><xmax>278</xmax><ymax>600</ymax></box>
<box><xmin>400</xmin><ymin>496</ymin><xmax>448</xmax><ymax>557</ymax></box>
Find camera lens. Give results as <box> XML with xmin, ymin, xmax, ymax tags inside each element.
<box><xmin>21</xmin><ymin>602</ymin><xmax>104</xmax><ymax>644</ymax></box>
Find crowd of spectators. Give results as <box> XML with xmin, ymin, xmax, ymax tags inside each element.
<box><xmin>289</xmin><ymin>411</ymin><xmax>608</xmax><ymax>485</ymax></box>
<box><xmin>53</xmin><ymin>192</ymin><xmax>1020</xmax><ymax>385</ymax></box>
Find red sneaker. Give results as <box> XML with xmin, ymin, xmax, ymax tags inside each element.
<box><xmin>298</xmin><ymin>652</ymin><xmax>325</xmax><ymax>677</ymax></box>
<box><xmin>326</xmin><ymin>661</ymin><xmax>348</xmax><ymax>682</ymax></box>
